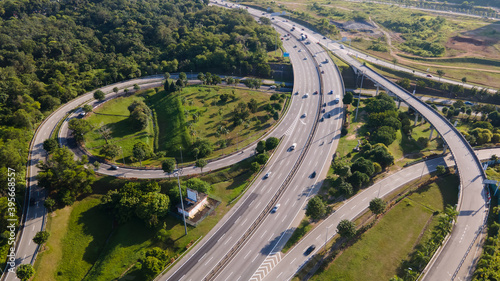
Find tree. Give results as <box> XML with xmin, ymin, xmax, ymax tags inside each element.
<box><xmin>462</xmin><ymin>77</ymin><xmax>467</xmax><ymax>85</ymax></box>
<box><xmin>369</xmin><ymin>198</ymin><xmax>386</xmax><ymax>215</ymax></box>
<box><xmin>256</xmin><ymin>140</ymin><xmax>266</xmax><ymax>154</ymax></box>
<box><xmin>43</xmin><ymin>138</ymin><xmax>59</xmax><ymax>153</ymax></box>
<box><xmin>259</xmin><ymin>17</ymin><xmax>272</xmax><ymax>25</ymax></box>
<box><xmin>133</xmin><ymin>84</ymin><xmax>140</xmax><ymax>90</ymax></box>
<box><xmin>195</xmin><ymin>159</ymin><xmax>207</xmax><ymax>172</ymax></box>
<box><xmin>16</xmin><ymin>264</ymin><xmax>35</xmax><ymax>281</ymax></box>
<box><xmin>113</xmin><ymin>87</ymin><xmax>119</xmax><ymax>93</ymax></box>
<box><xmin>135</xmin><ymin>192</ymin><xmax>170</xmax><ymax>227</ymax></box>
<box><xmin>128</xmin><ymin>100</ymin><xmax>151</xmax><ymax>130</ymax></box>
<box><xmin>133</xmin><ymin>142</ymin><xmax>151</xmax><ymax>166</ymax></box>
<box><xmin>339</xmin><ymin>180</ymin><xmax>354</xmax><ymax>197</ymax></box>
<box><xmin>248</xmin><ymin>98</ymin><xmax>258</xmax><ymax>113</ymax></box>
<box><xmin>100</xmin><ymin>144</ymin><xmax>120</xmax><ymax>160</ymax></box>
<box><xmin>68</xmin><ymin>119</ymin><xmax>92</xmax><ymax>142</ymax></box>
<box><xmin>162</xmin><ymin>159</ymin><xmax>176</xmax><ymax>174</ymax></box>
<box><xmin>351</xmin><ymin>157</ymin><xmax>375</xmax><ymax>176</ymax></box>
<box><xmin>306</xmin><ymin>196</ymin><xmax>326</xmax><ymax>220</ymax></box>
<box><xmin>83</xmin><ymin>104</ymin><xmax>93</xmax><ymax>113</ymax></box>
<box><xmin>256</xmin><ymin>153</ymin><xmax>270</xmax><ymax>165</ymax></box>
<box><xmin>44</xmin><ymin>198</ymin><xmax>56</xmax><ymax>212</ymax></box>
<box><xmin>337</xmin><ymin>219</ymin><xmax>356</xmax><ymax>239</ymax></box>
<box><xmin>436</xmin><ymin>165</ymin><xmax>446</xmax><ymax>175</ymax></box>
<box><xmin>343</xmin><ymin>92</ymin><xmax>354</xmax><ymax>105</ymax></box>
<box><xmin>185</xmin><ymin>178</ymin><xmax>211</xmax><ymax>193</ymax></box>
<box><xmin>392</xmin><ymin>58</ymin><xmax>398</xmax><ymax>67</ymax></box>
<box><xmin>437</xmin><ymin>70</ymin><xmax>445</xmax><ymax>82</ymax></box>
<box><xmin>265</xmin><ymin>137</ymin><xmax>280</xmax><ymax>151</ymax></box>
<box><xmin>251</xmin><ymin>162</ymin><xmax>261</xmax><ymax>173</ymax></box>
<box><xmin>33</xmin><ymin>230</ymin><xmax>50</xmax><ymax>245</ymax></box>
<box><xmin>93</xmin><ymin>90</ymin><xmax>105</xmax><ymax>101</ymax></box>
<box><xmin>348</xmin><ymin>171</ymin><xmax>370</xmax><ymax>188</ymax></box>
<box><xmin>179</xmin><ymin>72</ymin><xmax>187</xmax><ymax>81</ymax></box>
<box><xmin>371</xmin><ymin>126</ymin><xmax>397</xmax><ymax>146</ymax></box>
<box><xmin>191</xmin><ymin>139</ymin><xmax>213</xmax><ymax>158</ymax></box>
<box><xmin>164</xmin><ymin>72</ymin><xmax>170</xmax><ymax>80</ymax></box>
<box><xmin>142</xmin><ymin>256</ymin><xmax>163</xmax><ymax>279</ymax></box>
<box><xmin>37</xmin><ymin>147</ymin><xmax>95</xmax><ymax>206</ymax></box>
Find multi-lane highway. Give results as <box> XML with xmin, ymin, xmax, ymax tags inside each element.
<box><xmin>5</xmin><ymin>1</ymin><xmax>491</xmax><ymax>281</ymax></box>
<box><xmin>159</xmin><ymin>5</ymin><xmax>345</xmax><ymax>280</ymax></box>
<box><xmin>274</xmin><ymin>16</ymin><xmax>487</xmax><ymax>281</ymax></box>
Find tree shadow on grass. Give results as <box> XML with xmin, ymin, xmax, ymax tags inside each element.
<box><xmin>78</xmin><ymin>204</ymin><xmax>114</xmax><ymax>266</ymax></box>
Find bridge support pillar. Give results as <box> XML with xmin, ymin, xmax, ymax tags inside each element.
<box><xmin>398</xmin><ymin>99</ymin><xmax>402</xmax><ymax>109</ymax></box>
<box><xmin>414</xmin><ymin>113</ymin><xmax>419</xmax><ymax>126</ymax></box>
<box><xmin>429</xmin><ymin>127</ymin><xmax>434</xmax><ymax>140</ymax></box>
<box><xmin>442</xmin><ymin>143</ymin><xmax>448</xmax><ymax>154</ymax></box>
<box><xmin>376</xmin><ymin>85</ymin><xmax>379</xmax><ymax>96</ymax></box>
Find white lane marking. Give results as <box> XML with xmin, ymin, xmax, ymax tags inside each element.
<box><xmin>282</xmin><ymin>214</ymin><xmax>288</xmax><ymax>222</ymax></box>
<box><xmin>260</xmin><ymin>230</ymin><xmax>268</xmax><ymax>238</ymax></box>
<box><xmin>241</xmin><ymin>218</ymin><xmax>248</xmax><ymax>226</ymax></box>
<box><xmin>252</xmin><ymin>254</ymin><xmax>259</xmax><ymax>263</ymax></box>
<box><xmin>199</xmin><ymin>253</ymin><xmax>206</xmax><ymax>262</ymax></box>
<box><xmin>255</xmin><ymin>202</ymin><xmax>261</xmax><ymax>208</ymax></box>
<box><xmin>277</xmin><ymin>272</ymin><xmax>283</xmax><ymax>278</ymax></box>
<box><xmin>223</xmin><ymin>272</ymin><xmax>233</xmax><ymax>281</ymax></box>
<box><xmin>269</xmin><ymin>232</ymin><xmax>275</xmax><ymax>241</ymax></box>
<box><xmin>362</xmin><ymin>197</ymin><xmax>367</xmax><ymax>202</ymax></box>
<box><xmin>204</xmin><ymin>256</ymin><xmax>213</xmax><ymax>265</ymax></box>
<box><xmin>244</xmin><ymin>251</ymin><xmax>252</xmax><ymax>260</ymax></box>
<box><xmin>224</xmin><ymin>236</ymin><xmax>232</xmax><ymax>245</ymax></box>
<box><xmin>292</xmin><ymin>200</ymin><xmax>297</xmax><ymax>207</ymax></box>
<box><xmin>341</xmin><ymin>214</ymin><xmax>345</xmax><ymax>218</ymax></box>
<box><xmin>350</xmin><ymin>205</ymin><xmax>357</xmax><ymax>210</ymax></box>
<box><xmin>316</xmin><ymin>234</ymin><xmax>321</xmax><ymax>240</ymax></box>
<box><xmin>235</xmin><ymin>276</ymin><xmax>241</xmax><ymax>281</ymax></box>
<box><xmin>291</xmin><ymin>258</ymin><xmax>296</xmax><ymax>264</ymax></box>
<box><xmin>235</xmin><ymin>215</ymin><xmax>241</xmax><ymax>223</ymax></box>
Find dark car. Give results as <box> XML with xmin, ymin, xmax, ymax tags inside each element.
<box><xmin>109</xmin><ymin>165</ymin><xmax>119</xmax><ymax>170</ymax></box>
<box><xmin>304</xmin><ymin>245</ymin><xmax>316</xmax><ymax>255</ymax></box>
<box><xmin>323</xmin><ymin>36</ymin><xmax>327</xmax><ymax>39</ymax></box>
<box><xmin>310</xmin><ymin>171</ymin><xmax>317</xmax><ymax>178</ymax></box>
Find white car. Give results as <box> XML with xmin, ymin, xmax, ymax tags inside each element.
<box><xmin>271</xmin><ymin>204</ymin><xmax>281</xmax><ymax>213</ymax></box>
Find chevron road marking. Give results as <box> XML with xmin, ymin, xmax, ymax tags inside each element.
<box><xmin>249</xmin><ymin>252</ymin><xmax>283</xmax><ymax>281</ymax></box>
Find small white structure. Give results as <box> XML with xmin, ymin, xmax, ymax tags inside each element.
<box><xmin>177</xmin><ymin>188</ymin><xmax>208</xmax><ymax>219</ymax></box>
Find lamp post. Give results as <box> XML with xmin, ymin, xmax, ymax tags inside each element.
<box><xmin>119</xmin><ymin>146</ymin><xmax>125</xmax><ymax>165</ymax></box>
<box><xmin>176</xmin><ymin>169</ymin><xmax>188</xmax><ymax>235</ymax></box>
<box><xmin>413</xmin><ymin>79</ymin><xmax>418</xmax><ymax>95</ymax></box>
<box><xmin>355</xmin><ymin>71</ymin><xmax>365</xmax><ymax>122</ymax></box>
<box><xmin>179</xmin><ymin>146</ymin><xmax>183</xmax><ymax>166</ymax></box>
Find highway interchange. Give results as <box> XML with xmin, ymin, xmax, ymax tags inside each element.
<box><xmin>4</xmin><ymin>1</ymin><xmax>492</xmax><ymax>281</ymax></box>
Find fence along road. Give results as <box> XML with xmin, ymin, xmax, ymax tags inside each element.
<box><xmin>327</xmin><ymin>44</ymin><xmax>488</xmax><ymax>279</ymax></box>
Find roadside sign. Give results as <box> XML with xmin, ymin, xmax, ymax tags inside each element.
<box><xmin>284</xmin><ymin>52</ymin><xmax>290</xmax><ymax>57</ymax></box>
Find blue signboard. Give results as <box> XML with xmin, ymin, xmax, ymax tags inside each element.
<box><xmin>283</xmin><ymin>52</ymin><xmax>290</xmax><ymax>57</ymax></box>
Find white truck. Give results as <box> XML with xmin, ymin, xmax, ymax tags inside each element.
<box><xmin>334</xmin><ymin>95</ymin><xmax>340</xmax><ymax>104</ymax></box>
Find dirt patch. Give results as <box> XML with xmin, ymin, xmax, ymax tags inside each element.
<box><xmin>445</xmin><ymin>35</ymin><xmax>500</xmax><ymax>59</ymax></box>
<box><xmin>346</xmin><ymin>124</ymin><xmax>362</xmax><ymax>140</ymax></box>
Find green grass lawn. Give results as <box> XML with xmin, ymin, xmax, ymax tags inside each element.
<box><xmin>85</xmin><ymin>85</ymin><xmax>285</xmax><ymax>166</ymax></box>
<box><xmin>34</xmin><ymin>157</ymin><xmax>257</xmax><ymax>280</ymax></box>
<box><xmin>34</xmin><ymin>195</ymin><xmax>113</xmax><ymax>281</ymax></box>
<box><xmin>84</xmin><ymin>92</ymin><xmax>154</xmax><ymax>163</ymax></box>
<box><xmin>310</xmin><ymin>174</ymin><xmax>458</xmax><ymax>281</ymax></box>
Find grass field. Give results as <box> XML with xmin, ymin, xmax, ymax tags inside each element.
<box><xmin>33</xmin><ymin>195</ymin><xmax>113</xmax><ymax>281</ymax></box>
<box><xmin>84</xmin><ymin>92</ymin><xmax>154</xmax><ymax>163</ymax></box>
<box><xmin>85</xmin><ymin>85</ymin><xmax>285</xmax><ymax>166</ymax></box>
<box><xmin>33</xmin><ymin>157</ymin><xmax>256</xmax><ymax>280</ymax></box>
<box><xmin>310</xmin><ymin>174</ymin><xmax>458</xmax><ymax>281</ymax></box>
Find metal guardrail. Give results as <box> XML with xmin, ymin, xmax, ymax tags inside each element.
<box><xmin>203</xmin><ymin>21</ymin><xmax>326</xmax><ymax>281</ymax></box>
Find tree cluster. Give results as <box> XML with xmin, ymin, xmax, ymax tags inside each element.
<box><xmin>37</xmin><ymin>147</ymin><xmax>96</xmax><ymax>206</ymax></box>
<box><xmin>128</xmin><ymin>100</ymin><xmax>151</xmax><ymax>131</ymax></box>
<box><xmin>101</xmin><ymin>181</ymin><xmax>169</xmax><ymax>227</ymax></box>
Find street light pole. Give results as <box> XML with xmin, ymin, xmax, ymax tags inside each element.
<box><xmin>413</xmin><ymin>79</ymin><xmax>418</xmax><ymax>95</ymax></box>
<box><xmin>179</xmin><ymin>146</ymin><xmax>183</xmax><ymax>166</ymax></box>
<box><xmin>355</xmin><ymin>71</ymin><xmax>365</xmax><ymax>122</ymax></box>
<box><xmin>176</xmin><ymin>170</ymin><xmax>188</xmax><ymax>235</ymax></box>
<box><xmin>119</xmin><ymin>146</ymin><xmax>125</xmax><ymax>165</ymax></box>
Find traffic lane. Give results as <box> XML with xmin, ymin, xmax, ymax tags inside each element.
<box><xmin>162</xmin><ymin>55</ymin><xmax>321</xmax><ymax>280</ymax></box>
<box><xmin>167</xmin><ymin>105</ymin><xmax>319</xmax><ymax>281</ymax></box>
<box><xmin>215</xmin><ymin>78</ymin><xmax>343</xmax><ymax>280</ymax></box>
<box><xmin>264</xmin><ymin>156</ymin><xmax>454</xmax><ymax>281</ymax></box>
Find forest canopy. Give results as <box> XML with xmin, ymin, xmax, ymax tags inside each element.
<box><xmin>0</xmin><ymin>0</ymin><xmax>281</xmax><ymax>194</ymax></box>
